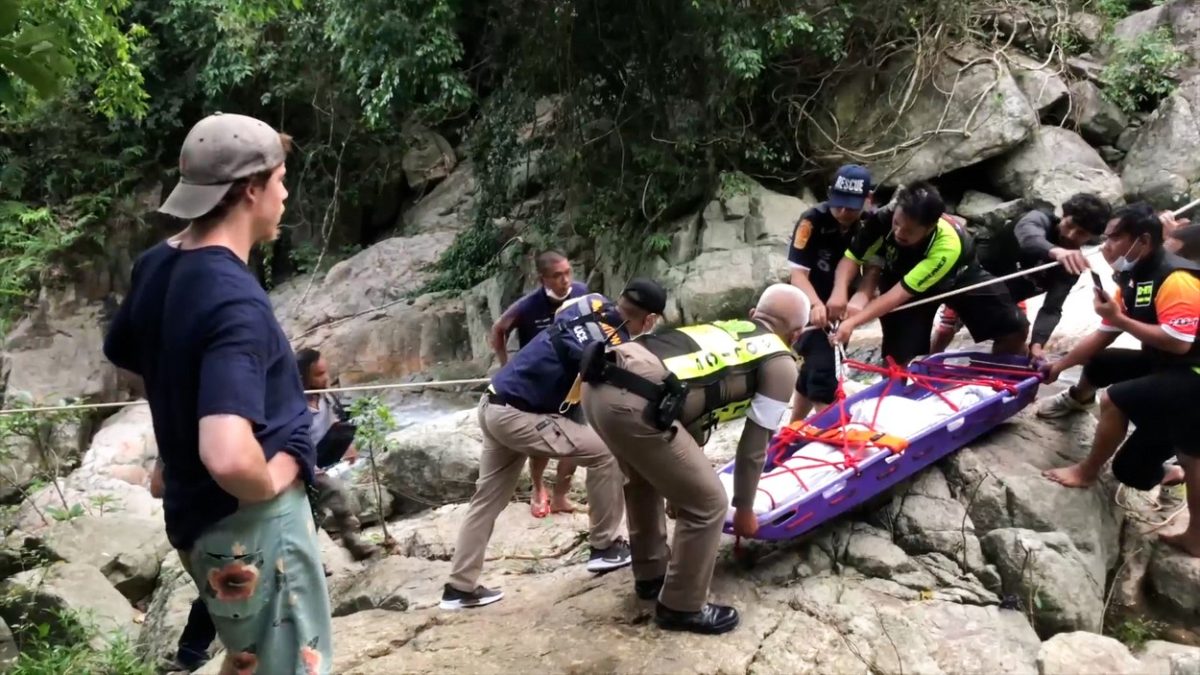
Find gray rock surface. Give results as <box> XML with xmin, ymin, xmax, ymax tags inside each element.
<box><xmin>1037</xmin><ymin>631</ymin><xmax>1143</xmax><ymax>674</ymax></box>
<box><xmin>985</xmin><ymin>126</ymin><xmax>1124</xmax><ymax>208</ymax></box>
<box><xmin>0</xmin><ymin>562</ymin><xmax>137</xmax><ymax>647</ymax></box>
<box><xmin>1122</xmin><ymin>76</ymin><xmax>1200</xmax><ymax>208</ymax></box>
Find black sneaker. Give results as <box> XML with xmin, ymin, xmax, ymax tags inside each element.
<box><xmin>635</xmin><ymin>576</ymin><xmax>665</xmax><ymax>600</ymax></box>
<box><xmin>439</xmin><ymin>583</ymin><xmax>504</xmax><ymax>610</ymax></box>
<box><xmin>654</xmin><ymin>602</ymin><xmax>740</xmax><ymax>635</ymax></box>
<box><xmin>587</xmin><ymin>537</ymin><xmax>632</xmax><ymax>573</ymax></box>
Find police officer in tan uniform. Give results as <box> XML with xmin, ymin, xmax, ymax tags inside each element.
<box><xmin>580</xmin><ymin>284</ymin><xmax>810</xmax><ymax>634</ymax></box>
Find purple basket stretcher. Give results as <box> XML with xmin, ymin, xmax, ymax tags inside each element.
<box><xmin>718</xmin><ymin>352</ymin><xmax>1042</xmax><ymax>541</ymax></box>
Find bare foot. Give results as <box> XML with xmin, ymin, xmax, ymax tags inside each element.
<box><xmin>1162</xmin><ymin>464</ymin><xmax>1186</xmax><ymax>487</ymax></box>
<box><xmin>549</xmin><ymin>494</ymin><xmax>579</xmax><ymax>513</ymax></box>
<box><xmin>530</xmin><ymin>490</ymin><xmax>550</xmax><ymax>518</ymax></box>
<box><xmin>1043</xmin><ymin>464</ymin><xmax>1099</xmax><ymax>488</ymax></box>
<box><xmin>1160</xmin><ymin>530</ymin><xmax>1200</xmax><ymax>558</ymax></box>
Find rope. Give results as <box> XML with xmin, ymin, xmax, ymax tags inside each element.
<box><xmin>0</xmin><ymin>377</ymin><xmax>490</xmax><ymax>416</ymax></box>
<box><xmin>890</xmin><ymin>197</ymin><xmax>1200</xmax><ymax>314</ymax></box>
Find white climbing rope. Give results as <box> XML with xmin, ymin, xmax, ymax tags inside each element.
<box><xmin>0</xmin><ymin>377</ymin><xmax>491</xmax><ymax>416</ymax></box>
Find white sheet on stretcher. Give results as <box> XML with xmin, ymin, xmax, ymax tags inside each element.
<box><xmin>721</xmin><ymin>385</ymin><xmax>996</xmax><ymax>515</ymax></box>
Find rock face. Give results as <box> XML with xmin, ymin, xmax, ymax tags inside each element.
<box><xmin>73</xmin><ymin>404</ymin><xmax>157</xmax><ymax>488</ymax></box>
<box><xmin>0</xmin><ymin>562</ymin><xmax>137</xmax><ymax>646</ymax></box>
<box><xmin>1</xmin><ymin>514</ymin><xmax>169</xmax><ymax>602</ymax></box>
<box><xmin>401</xmin><ymin>125</ymin><xmax>457</xmax><ymax>191</ymax></box>
<box><xmin>982</xmin><ymin>528</ymin><xmax>1104</xmax><ymax>635</ymax></box>
<box><xmin>1146</xmin><ymin>537</ymin><xmax>1200</xmax><ymax>623</ymax></box>
<box><xmin>1122</xmin><ymin>75</ymin><xmax>1200</xmax><ymax>208</ymax></box>
<box><xmin>985</xmin><ymin>126</ymin><xmax>1125</xmax><ymax>209</ymax></box>
<box><xmin>1037</xmin><ymin>631</ymin><xmax>1144</xmax><ymax>675</ymax></box>
<box><xmin>957</xmin><ymin>191</ymin><xmax>1038</xmax><ymax>232</ymax></box>
<box><xmin>1110</xmin><ymin>0</ymin><xmax>1200</xmax><ymax>76</ymax></box>
<box><xmin>809</xmin><ymin>49</ymin><xmax>1036</xmax><ymax>185</ymax></box>
<box><xmin>599</xmin><ymin>179</ymin><xmax>808</xmax><ymax>325</ymax></box>
<box><xmin>136</xmin><ymin>553</ymin><xmax>200</xmax><ymax>666</ymax></box>
<box><xmin>1010</xmin><ymin>52</ymin><xmax>1070</xmax><ymax>120</ymax></box>
<box><xmin>1068</xmin><ymin>80</ymin><xmax>1129</xmax><ymax>146</ymax></box>
<box><xmin>0</xmin><ymin>286</ymin><xmax>122</xmax><ymax>405</ymax></box>
<box><xmin>12</xmin><ymin>475</ymin><xmax>162</xmax><ymax>534</ymax></box>
<box><xmin>377</xmin><ymin>409</ymin><xmax>493</xmax><ymax>509</ymax></box>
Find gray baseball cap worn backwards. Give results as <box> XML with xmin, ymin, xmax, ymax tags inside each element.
<box><xmin>158</xmin><ymin>113</ymin><xmax>287</xmax><ymax>219</ymax></box>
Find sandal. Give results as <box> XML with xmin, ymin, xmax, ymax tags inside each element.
<box><xmin>530</xmin><ymin>493</ymin><xmax>551</xmax><ymax>518</ymax></box>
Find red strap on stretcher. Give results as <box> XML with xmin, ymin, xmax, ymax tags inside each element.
<box><xmin>754</xmin><ymin>356</ymin><xmax>1022</xmax><ymax>512</ymax></box>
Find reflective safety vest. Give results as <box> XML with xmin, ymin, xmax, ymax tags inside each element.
<box><xmin>640</xmin><ymin>319</ymin><xmax>793</xmax><ymax>425</ymax></box>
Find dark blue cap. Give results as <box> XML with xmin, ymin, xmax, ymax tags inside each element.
<box><xmin>828</xmin><ymin>164</ymin><xmax>872</xmax><ymax>210</ymax></box>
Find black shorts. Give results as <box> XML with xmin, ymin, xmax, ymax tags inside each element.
<box><xmin>793</xmin><ymin>330</ymin><xmax>837</xmax><ymax>404</ymax></box>
<box><xmin>1084</xmin><ymin>348</ymin><xmax>1200</xmax><ymax>458</ymax></box>
<box><xmin>880</xmin><ymin>267</ymin><xmax>1029</xmax><ymax>365</ymax></box>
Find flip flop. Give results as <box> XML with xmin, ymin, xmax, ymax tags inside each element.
<box><xmin>530</xmin><ymin>494</ymin><xmax>551</xmax><ymax>518</ymax></box>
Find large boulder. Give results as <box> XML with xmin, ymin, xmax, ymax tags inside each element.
<box><xmin>1122</xmin><ymin>75</ymin><xmax>1200</xmax><ymax>208</ymax></box>
<box><xmin>401</xmin><ymin>124</ymin><xmax>457</xmax><ymax>191</ymax></box>
<box><xmin>0</xmin><ymin>562</ymin><xmax>137</xmax><ymax>647</ymax></box>
<box><xmin>981</xmin><ymin>528</ymin><xmax>1104</xmax><ymax>635</ymax></box>
<box><xmin>1010</xmin><ymin>52</ymin><xmax>1070</xmax><ymax>120</ymax></box>
<box><xmin>11</xmin><ymin>475</ymin><xmax>161</xmax><ymax>534</ymax></box>
<box><xmin>377</xmin><ymin>409</ymin><xmax>489</xmax><ymax>509</ymax></box>
<box><xmin>1138</xmin><ymin>640</ymin><xmax>1200</xmax><ymax>674</ymax></box>
<box><xmin>0</xmin><ymin>287</ymin><xmax>122</xmax><ymax>405</ymax></box>
<box><xmin>1109</xmin><ymin>0</ymin><xmax>1200</xmax><ymax>76</ymax></box>
<box><xmin>599</xmin><ymin>179</ymin><xmax>809</xmax><ymax>325</ymax></box>
<box><xmin>957</xmin><ymin>191</ymin><xmax>1035</xmax><ymax>232</ymax></box>
<box><xmin>72</xmin><ymin>403</ymin><xmax>157</xmax><ymax>488</ymax></box>
<box><xmin>0</xmin><ymin>416</ymin><xmax>85</xmax><ymax>504</ymax></box>
<box><xmin>1068</xmin><ymin>80</ymin><xmax>1130</xmax><ymax>146</ymax></box>
<box><xmin>399</xmin><ymin>160</ymin><xmax>478</xmax><ymax>235</ymax></box>
<box><xmin>808</xmin><ymin>48</ymin><xmax>1036</xmax><ymax>185</ymax></box>
<box><xmin>985</xmin><ymin>126</ymin><xmax>1124</xmax><ymax>210</ymax></box>
<box><xmin>0</xmin><ymin>514</ymin><xmax>169</xmax><ymax>602</ymax></box>
<box><xmin>1037</xmin><ymin>631</ymin><xmax>1144</xmax><ymax>675</ymax></box>
<box><xmin>1146</xmin><ymin>538</ymin><xmax>1200</xmax><ymax>624</ymax></box>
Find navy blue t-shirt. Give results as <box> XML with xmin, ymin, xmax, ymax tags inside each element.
<box><xmin>103</xmin><ymin>242</ymin><xmax>315</xmax><ymax>550</ymax></box>
<box><xmin>508</xmin><ymin>281</ymin><xmax>589</xmax><ymax>347</ymax></box>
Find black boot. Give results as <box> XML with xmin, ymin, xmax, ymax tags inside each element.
<box><xmin>654</xmin><ymin>602</ymin><xmax>739</xmax><ymax>635</ymax></box>
<box><xmin>634</xmin><ymin>576</ymin><xmax>664</xmax><ymax>600</ymax></box>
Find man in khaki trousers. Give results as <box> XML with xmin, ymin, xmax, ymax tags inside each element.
<box><xmin>582</xmin><ymin>284</ymin><xmax>810</xmax><ymax>635</ymax></box>
<box><xmin>441</xmin><ymin>282</ymin><xmax>667</xmax><ymax>610</ymax></box>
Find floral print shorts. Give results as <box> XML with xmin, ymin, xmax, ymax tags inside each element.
<box><xmin>181</xmin><ymin>484</ymin><xmax>333</xmax><ymax>674</ymax></box>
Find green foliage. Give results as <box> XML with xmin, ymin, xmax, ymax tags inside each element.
<box><xmin>1100</xmin><ymin>27</ymin><xmax>1187</xmax><ymax>113</ymax></box>
<box><xmin>1107</xmin><ymin>615</ymin><xmax>1165</xmax><ymax>650</ymax></box>
<box><xmin>0</xmin><ymin>201</ymin><xmax>90</xmax><ymax>330</ymax></box>
<box><xmin>347</xmin><ymin>395</ymin><xmax>398</xmax><ymax>543</ymax></box>
<box><xmin>7</xmin><ymin>609</ymin><xmax>153</xmax><ymax>675</ymax></box>
<box><xmin>0</xmin><ymin>0</ymin><xmax>147</xmax><ymax>119</ymax></box>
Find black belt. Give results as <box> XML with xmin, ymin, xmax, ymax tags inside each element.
<box><xmin>486</xmin><ymin>391</ymin><xmax>544</xmax><ymax>414</ymax></box>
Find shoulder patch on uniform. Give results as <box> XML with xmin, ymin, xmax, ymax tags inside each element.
<box><xmin>794</xmin><ymin>219</ymin><xmax>814</xmax><ymax>249</ymax></box>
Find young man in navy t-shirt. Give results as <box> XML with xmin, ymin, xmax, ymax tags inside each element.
<box><xmin>489</xmin><ymin>250</ymin><xmax>589</xmax><ymax>516</ymax></box>
<box><xmin>103</xmin><ymin>113</ymin><xmax>332</xmax><ymax>674</ymax></box>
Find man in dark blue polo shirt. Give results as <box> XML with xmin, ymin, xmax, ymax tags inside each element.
<box><xmin>490</xmin><ymin>250</ymin><xmax>589</xmax><ymax>365</ymax></box>
<box><xmin>490</xmin><ymin>250</ymin><xmax>589</xmax><ymax>516</ymax></box>
<box><xmin>103</xmin><ymin>113</ymin><xmax>331</xmax><ymax>674</ymax></box>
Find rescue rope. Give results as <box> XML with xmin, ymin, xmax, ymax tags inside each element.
<box><xmin>0</xmin><ymin>377</ymin><xmax>491</xmax><ymax>416</ymax></box>
<box><xmin>892</xmin><ymin>197</ymin><xmax>1200</xmax><ymax>314</ymax></box>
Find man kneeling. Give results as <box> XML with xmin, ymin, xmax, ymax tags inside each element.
<box><xmin>1040</xmin><ymin>203</ymin><xmax>1200</xmax><ymax>557</ymax></box>
<box><xmin>580</xmin><ymin>284</ymin><xmax>808</xmax><ymax>635</ymax></box>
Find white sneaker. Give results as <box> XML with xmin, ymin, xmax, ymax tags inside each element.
<box><xmin>1036</xmin><ymin>389</ymin><xmax>1095</xmax><ymax>419</ymax></box>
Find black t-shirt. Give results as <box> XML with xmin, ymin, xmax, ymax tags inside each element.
<box><xmin>103</xmin><ymin>242</ymin><xmax>316</xmax><ymax>550</ymax></box>
<box><xmin>787</xmin><ymin>203</ymin><xmax>861</xmax><ymax>300</ymax></box>
<box><xmin>846</xmin><ymin>207</ymin><xmax>975</xmax><ymax>296</ymax></box>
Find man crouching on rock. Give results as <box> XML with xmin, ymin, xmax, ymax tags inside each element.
<box><xmin>1039</xmin><ymin>203</ymin><xmax>1200</xmax><ymax>558</ymax></box>
<box><xmin>103</xmin><ymin>113</ymin><xmax>332</xmax><ymax>673</ymax></box>
<box><xmin>439</xmin><ymin>282</ymin><xmax>666</xmax><ymax>610</ymax></box>
<box><xmin>580</xmin><ymin>284</ymin><xmax>809</xmax><ymax>635</ymax></box>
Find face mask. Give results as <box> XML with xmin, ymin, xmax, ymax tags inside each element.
<box><xmin>545</xmin><ymin>285</ymin><xmax>570</xmax><ymax>301</ymax></box>
<box><xmin>1111</xmin><ymin>240</ymin><xmax>1143</xmax><ymax>273</ymax></box>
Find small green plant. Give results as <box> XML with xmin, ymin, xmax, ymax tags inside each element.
<box><xmin>0</xmin><ymin>400</ymin><xmax>87</xmax><ymax>526</ymax></box>
<box><xmin>1093</xmin><ymin>0</ymin><xmax>1131</xmax><ymax>20</ymax></box>
<box><xmin>1108</xmin><ymin>615</ymin><xmax>1166</xmax><ymax>650</ymax></box>
<box><xmin>347</xmin><ymin>395</ymin><xmax>399</xmax><ymax>546</ymax></box>
<box><xmin>89</xmin><ymin>494</ymin><xmax>119</xmax><ymax>517</ymax></box>
<box><xmin>1100</xmin><ymin>28</ymin><xmax>1187</xmax><ymax>113</ymax></box>
<box><xmin>8</xmin><ymin>609</ymin><xmax>153</xmax><ymax>675</ymax></box>
<box><xmin>45</xmin><ymin>503</ymin><xmax>84</xmax><ymax>522</ymax></box>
